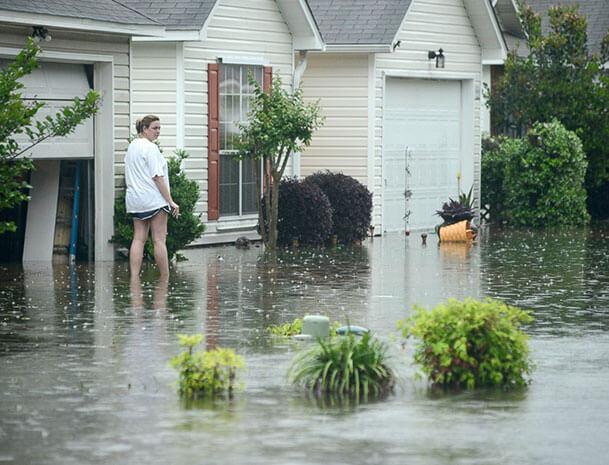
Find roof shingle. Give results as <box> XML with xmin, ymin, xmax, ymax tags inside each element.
<box><xmin>0</xmin><ymin>0</ymin><xmax>159</xmax><ymax>26</ymax></box>
<box><xmin>117</xmin><ymin>0</ymin><xmax>216</xmax><ymax>31</ymax></box>
<box><xmin>306</xmin><ymin>0</ymin><xmax>412</xmax><ymax>45</ymax></box>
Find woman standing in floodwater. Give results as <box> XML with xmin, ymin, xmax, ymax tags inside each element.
<box><xmin>124</xmin><ymin>115</ymin><xmax>179</xmax><ymax>280</ymax></box>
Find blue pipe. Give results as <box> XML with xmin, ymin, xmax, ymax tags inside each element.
<box><xmin>69</xmin><ymin>161</ymin><xmax>81</xmax><ymax>263</ymax></box>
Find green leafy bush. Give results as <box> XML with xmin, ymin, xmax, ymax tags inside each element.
<box><xmin>262</xmin><ymin>177</ymin><xmax>333</xmax><ymax>247</ymax></box>
<box><xmin>306</xmin><ymin>171</ymin><xmax>372</xmax><ymax>244</ymax></box>
<box><xmin>169</xmin><ymin>334</ymin><xmax>244</xmax><ymax>399</ymax></box>
<box><xmin>111</xmin><ymin>149</ymin><xmax>205</xmax><ymax>261</ymax></box>
<box><xmin>288</xmin><ymin>332</ymin><xmax>395</xmax><ymax>398</ymax></box>
<box><xmin>481</xmin><ymin>120</ymin><xmax>590</xmax><ymax>227</ymax></box>
<box><xmin>397</xmin><ymin>298</ymin><xmax>534</xmax><ymax>390</ymax></box>
<box><xmin>481</xmin><ymin>134</ymin><xmax>508</xmax><ymax>223</ymax></box>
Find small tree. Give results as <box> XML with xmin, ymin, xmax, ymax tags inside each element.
<box><xmin>0</xmin><ymin>39</ymin><xmax>101</xmax><ymax>234</ymax></box>
<box><xmin>485</xmin><ymin>2</ymin><xmax>609</xmax><ymax>218</ymax></box>
<box><xmin>237</xmin><ymin>74</ymin><xmax>323</xmax><ymax>252</ymax></box>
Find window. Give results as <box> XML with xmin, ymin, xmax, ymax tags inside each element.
<box><xmin>208</xmin><ymin>63</ymin><xmax>271</xmax><ymax>220</ymax></box>
<box><xmin>218</xmin><ymin>64</ymin><xmax>262</xmax><ymax>216</ymax></box>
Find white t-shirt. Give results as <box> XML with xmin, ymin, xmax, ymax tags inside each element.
<box><xmin>124</xmin><ymin>138</ymin><xmax>170</xmax><ymax>213</ymax></box>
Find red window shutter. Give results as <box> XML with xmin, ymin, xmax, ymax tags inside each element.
<box><xmin>263</xmin><ymin>66</ymin><xmax>272</xmax><ymax>93</ymax></box>
<box><xmin>207</xmin><ymin>63</ymin><xmax>220</xmax><ymax>220</ymax></box>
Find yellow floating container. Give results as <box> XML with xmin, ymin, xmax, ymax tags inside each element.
<box><xmin>439</xmin><ymin>220</ymin><xmax>476</xmax><ymax>242</ymax></box>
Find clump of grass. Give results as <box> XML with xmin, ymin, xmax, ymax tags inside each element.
<box><xmin>169</xmin><ymin>334</ymin><xmax>244</xmax><ymax>399</ymax></box>
<box><xmin>288</xmin><ymin>332</ymin><xmax>395</xmax><ymax>398</ymax></box>
<box><xmin>397</xmin><ymin>298</ymin><xmax>534</xmax><ymax>390</ymax></box>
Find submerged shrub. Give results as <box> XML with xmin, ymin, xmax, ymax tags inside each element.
<box><xmin>288</xmin><ymin>332</ymin><xmax>395</xmax><ymax>398</ymax></box>
<box><xmin>306</xmin><ymin>171</ymin><xmax>372</xmax><ymax>244</ymax></box>
<box><xmin>262</xmin><ymin>177</ymin><xmax>333</xmax><ymax>247</ymax></box>
<box><xmin>481</xmin><ymin>120</ymin><xmax>589</xmax><ymax>226</ymax></box>
<box><xmin>169</xmin><ymin>334</ymin><xmax>244</xmax><ymax>399</ymax></box>
<box><xmin>398</xmin><ymin>298</ymin><xmax>534</xmax><ymax>390</ymax></box>
<box><xmin>266</xmin><ymin>316</ymin><xmax>341</xmax><ymax>338</ymax></box>
<box><xmin>112</xmin><ymin>149</ymin><xmax>206</xmax><ymax>261</ymax></box>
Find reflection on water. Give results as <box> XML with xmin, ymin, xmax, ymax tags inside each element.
<box><xmin>1</xmin><ymin>226</ymin><xmax>609</xmax><ymax>464</ymax></box>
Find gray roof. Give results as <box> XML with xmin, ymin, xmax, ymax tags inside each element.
<box><xmin>524</xmin><ymin>0</ymin><xmax>609</xmax><ymax>55</ymax></box>
<box><xmin>306</xmin><ymin>0</ymin><xmax>411</xmax><ymax>45</ymax></box>
<box><xmin>0</xmin><ymin>0</ymin><xmax>159</xmax><ymax>26</ymax></box>
<box><xmin>116</xmin><ymin>0</ymin><xmax>216</xmax><ymax>31</ymax></box>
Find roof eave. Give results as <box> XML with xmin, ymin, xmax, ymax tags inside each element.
<box><xmin>463</xmin><ymin>0</ymin><xmax>508</xmax><ymax>64</ymax></box>
<box><xmin>276</xmin><ymin>0</ymin><xmax>324</xmax><ymax>51</ymax></box>
<box><xmin>324</xmin><ymin>43</ymin><xmax>392</xmax><ymax>53</ymax></box>
<box><xmin>0</xmin><ymin>10</ymin><xmax>165</xmax><ymax>37</ymax></box>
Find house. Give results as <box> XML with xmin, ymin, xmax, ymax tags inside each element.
<box><xmin>300</xmin><ymin>0</ymin><xmax>507</xmax><ymax>234</ymax></box>
<box><xmin>119</xmin><ymin>0</ymin><xmax>323</xmax><ymax>245</ymax></box>
<box><xmin>124</xmin><ymin>0</ymin><xmax>508</xmax><ymax>243</ymax></box>
<box><xmin>0</xmin><ymin>0</ymin><xmax>163</xmax><ymax>262</ymax></box>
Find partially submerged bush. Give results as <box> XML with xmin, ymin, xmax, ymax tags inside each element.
<box><xmin>266</xmin><ymin>316</ymin><xmax>341</xmax><ymax>338</ymax></box>
<box><xmin>306</xmin><ymin>171</ymin><xmax>372</xmax><ymax>244</ymax></box>
<box><xmin>112</xmin><ymin>149</ymin><xmax>206</xmax><ymax>261</ymax></box>
<box><xmin>170</xmin><ymin>334</ymin><xmax>244</xmax><ymax>399</ymax></box>
<box><xmin>481</xmin><ymin>120</ymin><xmax>589</xmax><ymax>226</ymax></box>
<box><xmin>261</xmin><ymin>177</ymin><xmax>333</xmax><ymax>247</ymax></box>
<box><xmin>398</xmin><ymin>298</ymin><xmax>534</xmax><ymax>390</ymax></box>
<box><xmin>288</xmin><ymin>332</ymin><xmax>395</xmax><ymax>398</ymax></box>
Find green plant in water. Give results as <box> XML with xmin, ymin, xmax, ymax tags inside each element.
<box><xmin>266</xmin><ymin>316</ymin><xmax>341</xmax><ymax>338</ymax></box>
<box><xmin>169</xmin><ymin>334</ymin><xmax>244</xmax><ymax>399</ymax></box>
<box><xmin>288</xmin><ymin>332</ymin><xmax>395</xmax><ymax>398</ymax></box>
<box><xmin>397</xmin><ymin>298</ymin><xmax>534</xmax><ymax>390</ymax></box>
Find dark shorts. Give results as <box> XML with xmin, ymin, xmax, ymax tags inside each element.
<box><xmin>130</xmin><ymin>205</ymin><xmax>170</xmax><ymax>220</ymax></box>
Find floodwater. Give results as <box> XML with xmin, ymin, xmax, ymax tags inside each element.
<box><xmin>1</xmin><ymin>226</ymin><xmax>608</xmax><ymax>465</ymax></box>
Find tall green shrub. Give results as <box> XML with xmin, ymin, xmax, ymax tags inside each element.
<box><xmin>398</xmin><ymin>298</ymin><xmax>534</xmax><ymax>390</ymax></box>
<box><xmin>306</xmin><ymin>171</ymin><xmax>372</xmax><ymax>244</ymax></box>
<box><xmin>506</xmin><ymin>120</ymin><xmax>589</xmax><ymax>226</ymax></box>
<box><xmin>111</xmin><ymin>149</ymin><xmax>205</xmax><ymax>261</ymax></box>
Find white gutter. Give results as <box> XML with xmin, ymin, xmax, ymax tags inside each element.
<box><xmin>0</xmin><ymin>11</ymin><xmax>164</xmax><ymax>36</ymax></box>
<box><xmin>292</xmin><ymin>50</ymin><xmax>309</xmax><ymax>178</ymax></box>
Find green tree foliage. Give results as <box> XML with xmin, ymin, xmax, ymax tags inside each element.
<box><xmin>237</xmin><ymin>74</ymin><xmax>323</xmax><ymax>252</ymax></box>
<box><xmin>485</xmin><ymin>2</ymin><xmax>609</xmax><ymax>217</ymax></box>
<box><xmin>398</xmin><ymin>298</ymin><xmax>534</xmax><ymax>390</ymax></box>
<box><xmin>111</xmin><ymin>149</ymin><xmax>206</xmax><ymax>261</ymax></box>
<box><xmin>0</xmin><ymin>39</ymin><xmax>100</xmax><ymax>234</ymax></box>
<box><xmin>482</xmin><ymin>120</ymin><xmax>589</xmax><ymax>227</ymax></box>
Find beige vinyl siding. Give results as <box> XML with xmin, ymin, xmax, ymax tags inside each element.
<box><xmin>299</xmin><ymin>53</ymin><xmax>369</xmax><ymax>184</ymax></box>
<box><xmin>131</xmin><ymin>42</ymin><xmax>178</xmax><ymax>154</ymax></box>
<box><xmin>373</xmin><ymin>0</ymin><xmax>483</xmax><ymax>229</ymax></box>
<box><xmin>182</xmin><ymin>0</ymin><xmax>294</xmax><ymax>225</ymax></box>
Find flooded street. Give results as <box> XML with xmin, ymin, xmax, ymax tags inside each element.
<box><xmin>1</xmin><ymin>226</ymin><xmax>608</xmax><ymax>464</ymax></box>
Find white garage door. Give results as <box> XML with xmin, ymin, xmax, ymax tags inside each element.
<box><xmin>5</xmin><ymin>60</ymin><xmax>94</xmax><ymax>159</ymax></box>
<box><xmin>383</xmin><ymin>78</ymin><xmax>462</xmax><ymax>232</ymax></box>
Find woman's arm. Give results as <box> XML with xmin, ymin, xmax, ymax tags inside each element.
<box><xmin>153</xmin><ymin>176</ymin><xmax>179</xmax><ymax>217</ymax></box>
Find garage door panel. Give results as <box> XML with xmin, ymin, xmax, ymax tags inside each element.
<box><xmin>0</xmin><ymin>60</ymin><xmax>94</xmax><ymax>159</ymax></box>
<box><xmin>383</xmin><ymin>78</ymin><xmax>462</xmax><ymax>232</ymax></box>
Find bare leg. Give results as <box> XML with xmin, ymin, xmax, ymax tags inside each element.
<box><xmin>130</xmin><ymin>218</ymin><xmax>150</xmax><ymax>277</ymax></box>
<box><xmin>150</xmin><ymin>209</ymin><xmax>170</xmax><ymax>280</ymax></box>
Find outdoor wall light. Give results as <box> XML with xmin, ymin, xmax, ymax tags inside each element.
<box><xmin>32</xmin><ymin>26</ymin><xmax>52</xmax><ymax>43</ymax></box>
<box><xmin>428</xmin><ymin>48</ymin><xmax>445</xmax><ymax>68</ymax></box>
